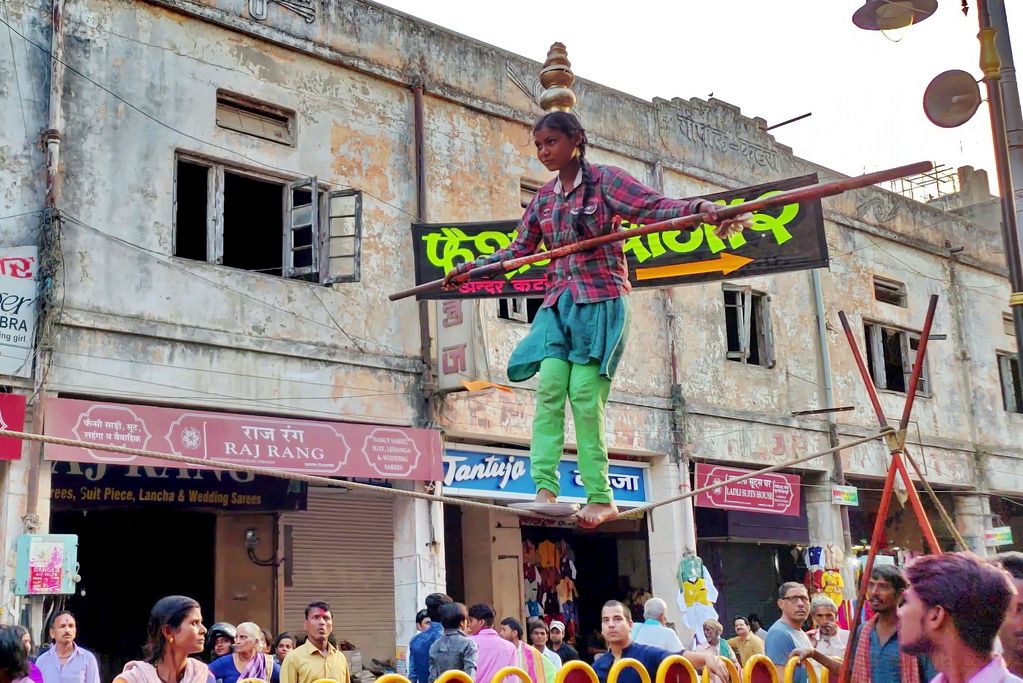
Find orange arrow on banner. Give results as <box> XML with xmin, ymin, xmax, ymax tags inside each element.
<box><xmin>634</xmin><ymin>252</ymin><xmax>754</xmax><ymax>281</ymax></box>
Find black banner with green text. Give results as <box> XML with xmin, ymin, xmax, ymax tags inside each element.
<box><xmin>411</xmin><ymin>174</ymin><xmax>827</xmax><ymax>298</ymax></box>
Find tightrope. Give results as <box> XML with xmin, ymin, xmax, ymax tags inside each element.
<box><xmin>0</xmin><ymin>428</ymin><xmax>893</xmax><ymax>521</ymax></box>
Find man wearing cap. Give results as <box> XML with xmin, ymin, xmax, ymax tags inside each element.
<box><xmin>549</xmin><ymin>621</ymin><xmax>579</xmax><ymax>663</ymax></box>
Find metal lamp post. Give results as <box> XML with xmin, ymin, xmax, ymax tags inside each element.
<box><xmin>852</xmin><ymin>0</ymin><xmax>1023</xmax><ymax>347</ymax></box>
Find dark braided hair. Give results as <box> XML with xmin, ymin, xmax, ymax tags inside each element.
<box><xmin>533</xmin><ymin>111</ymin><xmax>593</xmax><ymax>236</ymax></box>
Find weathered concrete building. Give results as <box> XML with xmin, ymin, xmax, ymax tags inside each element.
<box><xmin>0</xmin><ymin>0</ymin><xmax>1019</xmax><ymax>669</ymax></box>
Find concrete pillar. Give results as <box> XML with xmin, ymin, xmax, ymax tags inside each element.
<box><xmin>393</xmin><ymin>483</ymin><xmax>446</xmax><ymax>649</ymax></box>
<box><xmin>461</xmin><ymin>508</ymin><xmax>523</xmax><ymax>621</ymax></box>
<box><xmin>647</xmin><ymin>455</ymin><xmax>693</xmax><ymax>641</ymax></box>
<box><xmin>954</xmin><ymin>493</ymin><xmax>992</xmax><ymax>557</ymax></box>
<box><xmin>804</xmin><ymin>471</ymin><xmax>842</xmax><ymax>546</ymax></box>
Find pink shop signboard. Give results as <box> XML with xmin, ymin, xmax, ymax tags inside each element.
<box><xmin>43</xmin><ymin>398</ymin><xmax>443</xmax><ymax>481</ymax></box>
<box><xmin>694</xmin><ymin>463</ymin><xmax>801</xmax><ymax>517</ymax></box>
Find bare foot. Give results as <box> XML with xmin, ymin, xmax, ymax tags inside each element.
<box><xmin>574</xmin><ymin>502</ymin><xmax>619</xmax><ymax>529</ymax></box>
<box><xmin>535</xmin><ymin>489</ymin><xmax>558</xmax><ymax>504</ymax></box>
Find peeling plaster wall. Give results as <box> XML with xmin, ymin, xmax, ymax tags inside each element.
<box><xmin>48</xmin><ymin>0</ymin><xmax>424</xmax><ymax>424</ymax></box>
<box><xmin>0</xmin><ymin>0</ymin><xmax>48</xmax><ymax>246</ymax></box>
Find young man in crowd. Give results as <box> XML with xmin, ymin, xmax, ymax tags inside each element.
<box><xmin>409</xmin><ymin>594</ymin><xmax>452</xmax><ymax>683</ymax></box>
<box><xmin>280</xmin><ymin>602</ymin><xmax>349</xmax><ymax>683</ymax></box>
<box><xmin>428</xmin><ymin>603</ymin><xmax>477</xmax><ymax>683</ymax></box>
<box><xmin>416</xmin><ymin>611</ymin><xmax>432</xmax><ymax>634</ymax></box>
<box><xmin>727</xmin><ymin>617</ymin><xmax>764</xmax><ymax>667</ymax></box>
<box><xmin>900</xmin><ymin>552</ymin><xmax>1022</xmax><ymax>683</ymax></box>
<box><xmin>548</xmin><ymin>621</ymin><xmax>579</xmax><ymax>664</ymax></box>
<box><xmin>467</xmin><ymin>604</ymin><xmax>516</xmax><ymax>683</ymax></box>
<box><xmin>997</xmin><ymin>552</ymin><xmax>1023</xmax><ymax>678</ymax></box>
<box><xmin>848</xmin><ymin>565</ymin><xmax>937</xmax><ymax>683</ymax></box>
<box><xmin>527</xmin><ymin>620</ymin><xmax>562</xmax><ymax>671</ymax></box>
<box><xmin>500</xmin><ymin>618</ymin><xmax>555</xmax><ymax>683</ymax></box>
<box><xmin>591</xmin><ymin>601</ymin><xmax>724</xmax><ymax>683</ymax></box>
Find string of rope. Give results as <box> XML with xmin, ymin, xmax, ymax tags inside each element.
<box><xmin>618</xmin><ymin>427</ymin><xmax>896</xmax><ymax>520</ymax></box>
<box><xmin>1</xmin><ymin>427</ymin><xmax>892</xmax><ymax>520</ymax></box>
<box><xmin>902</xmin><ymin>445</ymin><xmax>969</xmax><ymax>550</ymax></box>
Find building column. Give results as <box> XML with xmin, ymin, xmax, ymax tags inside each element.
<box><xmin>647</xmin><ymin>455</ymin><xmax>693</xmax><ymax>640</ymax></box>
<box><xmin>804</xmin><ymin>471</ymin><xmax>842</xmax><ymax>546</ymax></box>
<box><xmin>393</xmin><ymin>483</ymin><xmax>445</xmax><ymax>649</ymax></box>
<box><xmin>954</xmin><ymin>493</ymin><xmax>992</xmax><ymax>557</ymax></box>
<box><xmin>461</xmin><ymin>508</ymin><xmax>523</xmax><ymax>621</ymax></box>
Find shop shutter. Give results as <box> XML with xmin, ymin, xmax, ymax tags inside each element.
<box><xmin>702</xmin><ymin>542</ymin><xmax>779</xmax><ymax>629</ymax></box>
<box><xmin>283</xmin><ymin>486</ymin><xmax>395</xmax><ymax>664</ymax></box>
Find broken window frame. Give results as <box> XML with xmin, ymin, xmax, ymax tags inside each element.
<box><xmin>319</xmin><ymin>188</ymin><xmax>363</xmax><ymax>285</ymax></box>
<box><xmin>215</xmin><ymin>90</ymin><xmax>296</xmax><ymax>146</ymax></box>
<box><xmin>998</xmin><ymin>351</ymin><xmax>1023</xmax><ymax>413</ymax></box>
<box><xmin>722</xmin><ymin>284</ymin><xmax>775</xmax><ymax>368</ymax></box>
<box><xmin>872</xmin><ymin>276</ymin><xmax>908</xmax><ymax>308</ymax></box>
<box><xmin>1005</xmin><ymin>313</ymin><xmax>1016</xmax><ymax>338</ymax></box>
<box><xmin>173</xmin><ymin>153</ymin><xmax>362</xmax><ymax>284</ymax></box>
<box><xmin>863</xmin><ymin>321</ymin><xmax>931</xmax><ymax>397</ymax></box>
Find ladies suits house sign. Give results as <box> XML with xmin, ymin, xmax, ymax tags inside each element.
<box><xmin>44</xmin><ymin>398</ymin><xmax>443</xmax><ymax>481</ymax></box>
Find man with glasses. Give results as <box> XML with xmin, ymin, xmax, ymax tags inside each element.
<box><xmin>765</xmin><ymin>582</ymin><xmax>814</xmax><ymax>683</ymax></box>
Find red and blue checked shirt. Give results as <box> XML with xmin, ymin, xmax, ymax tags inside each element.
<box><xmin>458</xmin><ymin>164</ymin><xmax>701</xmax><ymax>307</ymax></box>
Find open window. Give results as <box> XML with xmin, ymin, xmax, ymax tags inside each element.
<box><xmin>998</xmin><ymin>352</ymin><xmax>1022</xmax><ymax>413</ymax></box>
<box><xmin>174</xmin><ymin>156</ymin><xmax>362</xmax><ymax>284</ymax></box>
<box><xmin>863</xmin><ymin>322</ymin><xmax>931</xmax><ymax>396</ymax></box>
<box><xmin>723</xmin><ymin>284</ymin><xmax>775</xmax><ymax>368</ymax></box>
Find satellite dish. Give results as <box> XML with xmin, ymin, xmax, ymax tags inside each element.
<box><xmin>923</xmin><ymin>70</ymin><xmax>982</xmax><ymax>128</ymax></box>
<box><xmin>853</xmin><ymin>0</ymin><xmax>937</xmax><ymax>30</ymax></box>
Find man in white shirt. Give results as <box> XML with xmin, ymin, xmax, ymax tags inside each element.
<box><xmin>630</xmin><ymin>598</ymin><xmax>684</xmax><ymax>652</ymax></box>
<box><xmin>807</xmin><ymin>594</ymin><xmax>849</xmax><ymax>660</ymax></box>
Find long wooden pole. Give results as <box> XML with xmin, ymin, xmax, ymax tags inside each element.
<box><xmin>389</xmin><ymin>161</ymin><xmax>933</xmax><ymax>301</ymax></box>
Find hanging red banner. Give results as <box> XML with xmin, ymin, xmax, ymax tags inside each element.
<box><xmin>0</xmin><ymin>393</ymin><xmax>27</xmax><ymax>460</ymax></box>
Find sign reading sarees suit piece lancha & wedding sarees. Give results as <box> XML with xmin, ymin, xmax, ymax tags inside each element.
<box><xmin>694</xmin><ymin>462</ymin><xmax>801</xmax><ymax>517</ymax></box>
<box><xmin>43</xmin><ymin>398</ymin><xmax>444</xmax><ymax>481</ymax></box>
<box><xmin>410</xmin><ymin>174</ymin><xmax>827</xmax><ymax>299</ymax></box>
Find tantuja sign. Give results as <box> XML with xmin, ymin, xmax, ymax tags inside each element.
<box><xmin>411</xmin><ymin>174</ymin><xmax>827</xmax><ymax>299</ymax></box>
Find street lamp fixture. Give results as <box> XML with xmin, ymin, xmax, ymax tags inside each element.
<box><xmin>852</xmin><ymin>0</ymin><xmax>937</xmax><ymax>30</ymax></box>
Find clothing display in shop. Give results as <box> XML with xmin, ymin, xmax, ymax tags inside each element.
<box><xmin>675</xmin><ymin>551</ymin><xmax>719</xmax><ymax>645</ymax></box>
<box><xmin>802</xmin><ymin>543</ymin><xmax>854</xmax><ymax>629</ymax></box>
<box><xmin>523</xmin><ymin>537</ymin><xmax>579</xmax><ymax>640</ymax></box>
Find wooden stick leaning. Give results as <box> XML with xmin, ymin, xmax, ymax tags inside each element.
<box><xmin>389</xmin><ymin>160</ymin><xmax>933</xmax><ymax>301</ymax></box>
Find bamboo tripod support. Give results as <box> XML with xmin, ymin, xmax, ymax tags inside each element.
<box><xmin>836</xmin><ymin>294</ymin><xmax>944</xmax><ymax>683</ymax></box>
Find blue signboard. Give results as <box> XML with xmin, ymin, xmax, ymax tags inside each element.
<box><xmin>443</xmin><ymin>447</ymin><xmax>648</xmax><ymax>507</ymax></box>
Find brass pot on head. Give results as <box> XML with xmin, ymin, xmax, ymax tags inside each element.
<box><xmin>539</xmin><ymin>42</ymin><xmax>576</xmax><ymax>113</ymax></box>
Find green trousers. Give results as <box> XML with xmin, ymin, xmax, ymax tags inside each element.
<box><xmin>530</xmin><ymin>357</ymin><xmax>613</xmax><ymax>504</ymax></box>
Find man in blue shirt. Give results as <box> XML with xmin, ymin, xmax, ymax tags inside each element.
<box><xmin>765</xmin><ymin>582</ymin><xmax>814</xmax><ymax>683</ymax></box>
<box><xmin>409</xmin><ymin>593</ymin><xmax>452</xmax><ymax>683</ymax></box>
<box><xmin>590</xmin><ymin>601</ymin><xmax>724</xmax><ymax>683</ymax></box>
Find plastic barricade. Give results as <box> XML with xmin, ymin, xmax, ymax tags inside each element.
<box><xmin>742</xmin><ymin>655</ymin><xmax>779</xmax><ymax>683</ymax></box>
<box><xmin>490</xmin><ymin>666</ymin><xmax>534</xmax><ymax>683</ymax></box>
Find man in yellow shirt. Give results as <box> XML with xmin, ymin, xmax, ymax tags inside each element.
<box><xmin>726</xmin><ymin>617</ymin><xmax>764</xmax><ymax>666</ymax></box>
<box><xmin>281</xmin><ymin>601</ymin><xmax>350</xmax><ymax>683</ymax></box>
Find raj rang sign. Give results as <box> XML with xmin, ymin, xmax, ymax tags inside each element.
<box><xmin>43</xmin><ymin>398</ymin><xmax>443</xmax><ymax>481</ymax></box>
<box><xmin>694</xmin><ymin>463</ymin><xmax>801</xmax><ymax>517</ymax></box>
<box><xmin>411</xmin><ymin>174</ymin><xmax>826</xmax><ymax>299</ymax></box>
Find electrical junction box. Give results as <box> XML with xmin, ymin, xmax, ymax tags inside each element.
<box><xmin>13</xmin><ymin>534</ymin><xmax>78</xmax><ymax>596</ymax></box>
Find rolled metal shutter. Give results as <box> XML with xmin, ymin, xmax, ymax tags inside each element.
<box><xmin>283</xmin><ymin>486</ymin><xmax>396</xmax><ymax>664</ymax></box>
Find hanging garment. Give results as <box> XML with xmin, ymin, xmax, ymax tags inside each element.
<box><xmin>676</xmin><ymin>555</ymin><xmax>719</xmax><ymax>646</ymax></box>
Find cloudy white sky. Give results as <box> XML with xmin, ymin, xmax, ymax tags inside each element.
<box><xmin>378</xmin><ymin>0</ymin><xmax>1021</xmax><ymax>196</ymax></box>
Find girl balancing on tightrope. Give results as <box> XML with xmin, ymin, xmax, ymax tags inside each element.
<box><xmin>443</xmin><ymin>111</ymin><xmax>749</xmax><ymax>528</ymax></box>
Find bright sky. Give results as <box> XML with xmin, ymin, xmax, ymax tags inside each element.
<box><xmin>378</xmin><ymin>0</ymin><xmax>1022</xmax><ymax>197</ymax></box>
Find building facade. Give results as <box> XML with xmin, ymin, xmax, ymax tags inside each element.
<box><xmin>0</xmin><ymin>0</ymin><xmax>1020</xmax><ymax>665</ymax></box>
